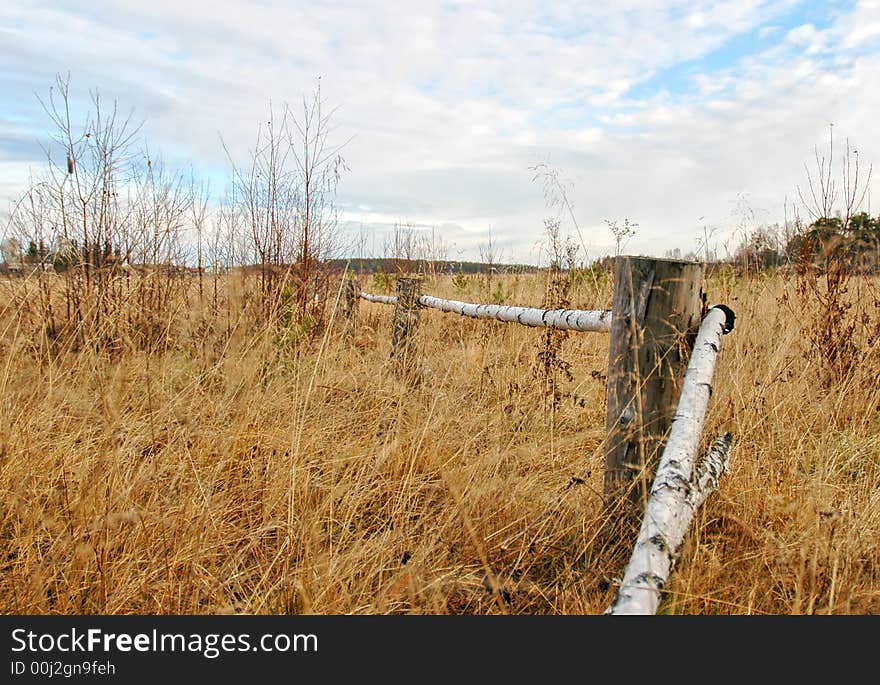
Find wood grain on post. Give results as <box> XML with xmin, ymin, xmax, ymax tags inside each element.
<box><xmin>390</xmin><ymin>276</ymin><xmax>422</xmax><ymax>377</ymax></box>
<box><xmin>342</xmin><ymin>276</ymin><xmax>359</xmax><ymax>326</ymax></box>
<box><xmin>604</xmin><ymin>256</ymin><xmax>704</xmax><ymax>509</ymax></box>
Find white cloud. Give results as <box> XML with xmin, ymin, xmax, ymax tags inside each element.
<box><xmin>0</xmin><ymin>0</ymin><xmax>878</xmax><ymax>263</ymax></box>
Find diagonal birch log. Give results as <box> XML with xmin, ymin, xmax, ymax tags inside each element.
<box><xmin>606</xmin><ymin>305</ymin><xmax>734</xmax><ymax>615</ymax></box>
<box><xmin>360</xmin><ymin>292</ymin><xmax>612</xmax><ymax>332</ymax></box>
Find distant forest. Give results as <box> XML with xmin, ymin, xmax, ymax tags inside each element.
<box><xmin>326</xmin><ymin>258</ymin><xmax>540</xmax><ymax>275</ymax></box>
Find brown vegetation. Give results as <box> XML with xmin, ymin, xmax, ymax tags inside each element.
<box><xmin>1</xmin><ymin>266</ymin><xmax>878</xmax><ymax>615</ymax></box>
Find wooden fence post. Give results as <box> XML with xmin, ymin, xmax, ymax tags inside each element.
<box><xmin>342</xmin><ymin>275</ymin><xmax>359</xmax><ymax>327</ymax></box>
<box><xmin>604</xmin><ymin>256</ymin><xmax>704</xmax><ymax>510</ymax></box>
<box><xmin>390</xmin><ymin>276</ymin><xmax>422</xmax><ymax>377</ymax></box>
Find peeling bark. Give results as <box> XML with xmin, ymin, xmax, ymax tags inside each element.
<box><xmin>688</xmin><ymin>432</ymin><xmax>732</xmax><ymax>510</ymax></box>
<box><xmin>607</xmin><ymin>306</ymin><xmax>732</xmax><ymax>615</ymax></box>
<box><xmin>360</xmin><ymin>291</ymin><xmax>612</xmax><ymax>332</ymax></box>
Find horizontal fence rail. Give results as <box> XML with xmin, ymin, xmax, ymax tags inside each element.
<box><xmin>606</xmin><ymin>305</ymin><xmax>735</xmax><ymax>615</ymax></box>
<box><xmin>360</xmin><ymin>292</ymin><xmax>398</xmax><ymax>305</ymax></box>
<box><xmin>360</xmin><ymin>291</ymin><xmax>612</xmax><ymax>332</ymax></box>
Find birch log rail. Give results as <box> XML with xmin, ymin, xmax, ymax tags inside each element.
<box><xmin>360</xmin><ymin>292</ymin><xmax>398</xmax><ymax>305</ymax></box>
<box><xmin>606</xmin><ymin>305</ymin><xmax>736</xmax><ymax>615</ymax></box>
<box><xmin>359</xmin><ymin>291</ymin><xmax>613</xmax><ymax>332</ymax></box>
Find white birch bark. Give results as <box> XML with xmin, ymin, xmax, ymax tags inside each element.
<box><xmin>359</xmin><ymin>292</ymin><xmax>398</xmax><ymax>305</ymax></box>
<box><xmin>360</xmin><ymin>291</ymin><xmax>612</xmax><ymax>332</ymax></box>
<box><xmin>607</xmin><ymin>306</ymin><xmax>731</xmax><ymax>615</ymax></box>
<box><xmin>418</xmin><ymin>295</ymin><xmax>612</xmax><ymax>332</ymax></box>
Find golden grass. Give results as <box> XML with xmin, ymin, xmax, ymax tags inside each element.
<box><xmin>0</xmin><ymin>270</ymin><xmax>878</xmax><ymax>614</ymax></box>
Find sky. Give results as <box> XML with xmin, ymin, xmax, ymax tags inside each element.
<box><xmin>1</xmin><ymin>0</ymin><xmax>879</xmax><ymax>265</ymax></box>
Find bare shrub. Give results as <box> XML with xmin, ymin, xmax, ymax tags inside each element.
<box><xmin>224</xmin><ymin>84</ymin><xmax>349</xmax><ymax>334</ymax></box>
<box><xmin>5</xmin><ymin>74</ymin><xmax>192</xmax><ymax>355</ymax></box>
<box><xmin>789</xmin><ymin>124</ymin><xmax>875</xmax><ymax>384</ymax></box>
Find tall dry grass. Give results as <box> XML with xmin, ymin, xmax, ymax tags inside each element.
<box><xmin>0</xmin><ymin>268</ymin><xmax>878</xmax><ymax>614</ymax></box>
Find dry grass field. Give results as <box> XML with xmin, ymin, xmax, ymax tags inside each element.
<box><xmin>1</xmin><ymin>267</ymin><xmax>878</xmax><ymax>614</ymax></box>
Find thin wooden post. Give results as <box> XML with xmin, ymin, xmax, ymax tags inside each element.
<box><xmin>342</xmin><ymin>275</ymin><xmax>359</xmax><ymax>327</ymax></box>
<box><xmin>390</xmin><ymin>276</ymin><xmax>422</xmax><ymax>378</ymax></box>
<box><xmin>604</xmin><ymin>256</ymin><xmax>704</xmax><ymax>509</ymax></box>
